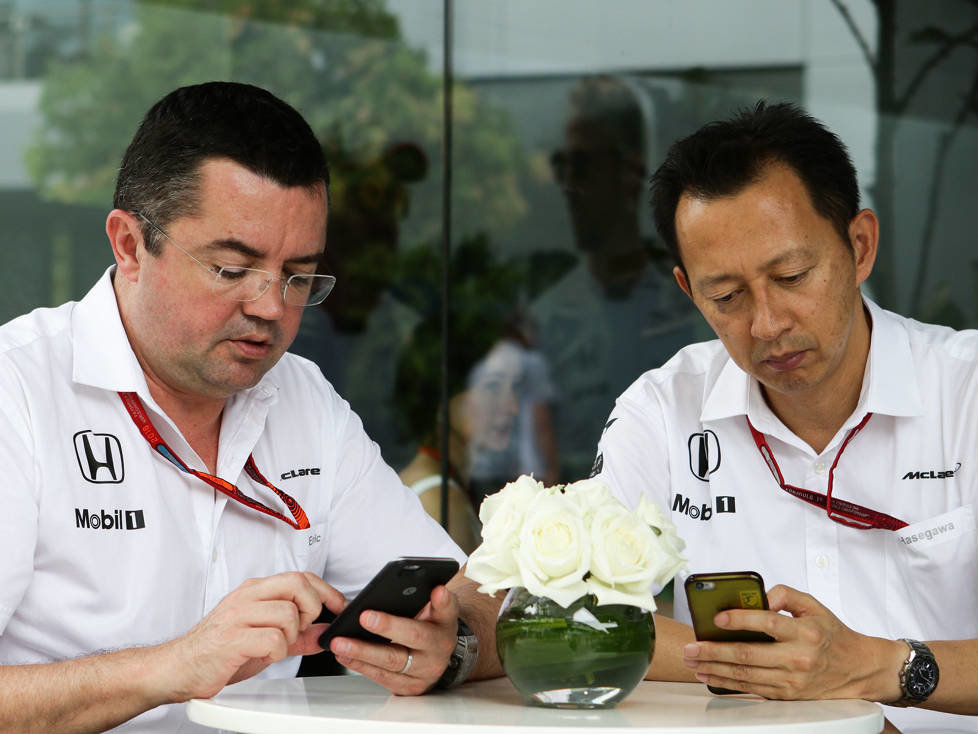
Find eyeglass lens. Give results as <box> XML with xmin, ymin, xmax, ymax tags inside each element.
<box><xmin>212</xmin><ymin>269</ymin><xmax>335</xmax><ymax>307</ymax></box>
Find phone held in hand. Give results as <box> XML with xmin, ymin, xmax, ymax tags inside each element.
<box><xmin>317</xmin><ymin>556</ymin><xmax>459</xmax><ymax>648</ymax></box>
<box><xmin>684</xmin><ymin>571</ymin><xmax>774</xmax><ymax>695</ymax></box>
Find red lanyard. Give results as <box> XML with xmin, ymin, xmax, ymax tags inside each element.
<box><xmin>746</xmin><ymin>413</ymin><xmax>907</xmax><ymax>531</ymax></box>
<box><xmin>119</xmin><ymin>392</ymin><xmax>310</xmax><ymax>530</ymax></box>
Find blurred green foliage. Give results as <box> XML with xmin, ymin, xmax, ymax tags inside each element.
<box><xmin>25</xmin><ymin>0</ymin><xmax>528</xmax><ymax>245</ymax></box>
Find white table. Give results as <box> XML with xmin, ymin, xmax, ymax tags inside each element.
<box><xmin>187</xmin><ymin>675</ymin><xmax>883</xmax><ymax>733</ymax></box>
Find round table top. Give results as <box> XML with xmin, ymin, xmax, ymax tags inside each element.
<box><xmin>187</xmin><ymin>675</ymin><xmax>883</xmax><ymax>733</ymax></box>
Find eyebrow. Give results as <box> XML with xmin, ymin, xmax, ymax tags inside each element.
<box><xmin>694</xmin><ymin>248</ymin><xmax>815</xmax><ymax>292</ymax></box>
<box><xmin>201</xmin><ymin>238</ymin><xmax>323</xmax><ymax>266</ymax></box>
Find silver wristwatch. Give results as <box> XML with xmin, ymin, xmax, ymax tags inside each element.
<box><xmin>893</xmin><ymin>638</ymin><xmax>939</xmax><ymax>707</ymax></box>
<box><xmin>435</xmin><ymin>618</ymin><xmax>479</xmax><ymax>689</ymax></box>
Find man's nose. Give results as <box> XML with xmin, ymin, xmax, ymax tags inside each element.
<box><xmin>750</xmin><ymin>290</ymin><xmax>790</xmax><ymax>341</ymax></box>
<box><xmin>242</xmin><ymin>278</ymin><xmax>287</xmax><ymax>320</ymax></box>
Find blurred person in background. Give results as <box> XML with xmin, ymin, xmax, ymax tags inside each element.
<box><xmin>532</xmin><ymin>74</ymin><xmax>700</xmax><ymax>482</ymax></box>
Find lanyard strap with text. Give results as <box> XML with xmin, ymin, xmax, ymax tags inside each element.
<box><xmin>119</xmin><ymin>392</ymin><xmax>310</xmax><ymax>530</ymax></box>
<box><xmin>747</xmin><ymin>413</ymin><xmax>908</xmax><ymax>531</ymax></box>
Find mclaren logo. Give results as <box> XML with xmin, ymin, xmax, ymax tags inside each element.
<box><xmin>74</xmin><ymin>430</ymin><xmax>125</xmax><ymax>484</ymax></box>
<box><xmin>688</xmin><ymin>429</ymin><xmax>721</xmax><ymax>481</ymax></box>
<box><xmin>902</xmin><ymin>462</ymin><xmax>961</xmax><ymax>480</ymax></box>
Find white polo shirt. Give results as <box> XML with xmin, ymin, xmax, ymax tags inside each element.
<box><xmin>0</xmin><ymin>269</ymin><xmax>464</xmax><ymax>733</ymax></box>
<box><xmin>594</xmin><ymin>299</ymin><xmax>978</xmax><ymax>733</ymax></box>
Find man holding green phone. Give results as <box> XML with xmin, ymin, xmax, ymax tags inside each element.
<box><xmin>591</xmin><ymin>102</ymin><xmax>978</xmax><ymax>732</ymax></box>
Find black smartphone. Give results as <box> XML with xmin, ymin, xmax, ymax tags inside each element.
<box><xmin>317</xmin><ymin>556</ymin><xmax>459</xmax><ymax>648</ymax></box>
<box><xmin>684</xmin><ymin>571</ymin><xmax>774</xmax><ymax>695</ymax></box>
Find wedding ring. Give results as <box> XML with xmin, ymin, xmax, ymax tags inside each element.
<box><xmin>398</xmin><ymin>652</ymin><xmax>414</xmax><ymax>675</ymax></box>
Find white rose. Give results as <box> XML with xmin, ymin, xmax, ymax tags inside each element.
<box><xmin>479</xmin><ymin>474</ymin><xmax>542</xmax><ymax>534</ymax></box>
<box><xmin>465</xmin><ymin>542</ymin><xmax>523</xmax><ymax>596</ymax></box>
<box><xmin>560</xmin><ymin>478</ymin><xmax>613</xmax><ymax>513</ymax></box>
<box><xmin>465</xmin><ymin>475</ymin><xmax>544</xmax><ymax>594</ymax></box>
<box><xmin>589</xmin><ymin>504</ymin><xmax>660</xmax><ymax>588</ymax></box>
<box><xmin>587</xmin><ymin>577</ymin><xmax>658</xmax><ymax>611</ymax></box>
<box><xmin>635</xmin><ymin>497</ymin><xmax>687</xmax><ymax>585</ymax></box>
<box><xmin>478</xmin><ymin>476</ymin><xmax>544</xmax><ymax>562</ymax></box>
<box><xmin>514</xmin><ymin>491</ymin><xmax>590</xmax><ymax>607</ymax></box>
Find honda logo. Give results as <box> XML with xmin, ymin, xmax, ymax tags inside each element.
<box><xmin>74</xmin><ymin>430</ymin><xmax>125</xmax><ymax>484</ymax></box>
<box><xmin>688</xmin><ymin>429</ymin><xmax>721</xmax><ymax>481</ymax></box>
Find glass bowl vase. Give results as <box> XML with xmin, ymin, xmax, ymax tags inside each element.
<box><xmin>495</xmin><ymin>586</ymin><xmax>655</xmax><ymax>708</ymax></box>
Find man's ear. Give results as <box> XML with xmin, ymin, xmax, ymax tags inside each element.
<box><xmin>105</xmin><ymin>209</ymin><xmax>145</xmax><ymax>283</ymax></box>
<box><xmin>673</xmin><ymin>265</ymin><xmax>693</xmax><ymax>300</ymax></box>
<box><xmin>848</xmin><ymin>208</ymin><xmax>879</xmax><ymax>287</ymax></box>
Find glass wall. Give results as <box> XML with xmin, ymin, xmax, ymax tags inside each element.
<box><xmin>2</xmin><ymin>0</ymin><xmax>976</xmax><ymax>554</ymax></box>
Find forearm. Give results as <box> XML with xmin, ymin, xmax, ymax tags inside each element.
<box><xmin>645</xmin><ymin>614</ymin><xmax>698</xmax><ymax>682</ymax></box>
<box><xmin>0</xmin><ymin>645</ymin><xmax>174</xmax><ymax>733</ymax></box>
<box><xmin>850</xmin><ymin>636</ymin><xmax>978</xmax><ymax>715</ymax></box>
<box><xmin>448</xmin><ymin>570</ymin><xmax>504</xmax><ymax>681</ymax></box>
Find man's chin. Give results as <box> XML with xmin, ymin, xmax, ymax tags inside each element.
<box><xmin>757</xmin><ymin>370</ymin><xmax>814</xmax><ymax>396</ymax></box>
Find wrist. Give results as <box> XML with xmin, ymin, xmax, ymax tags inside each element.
<box><xmin>152</xmin><ymin>638</ymin><xmax>201</xmax><ymax>704</ymax></box>
<box><xmin>863</xmin><ymin>637</ymin><xmax>907</xmax><ymax>703</ymax></box>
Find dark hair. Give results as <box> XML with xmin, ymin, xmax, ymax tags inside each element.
<box><xmin>651</xmin><ymin>100</ymin><xmax>860</xmax><ymax>272</ymax></box>
<box><xmin>113</xmin><ymin>81</ymin><xmax>329</xmax><ymax>253</ymax></box>
<box><xmin>568</xmin><ymin>75</ymin><xmax>645</xmax><ymax>157</ymax></box>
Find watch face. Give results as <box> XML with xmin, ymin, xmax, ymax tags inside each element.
<box><xmin>907</xmin><ymin>657</ymin><xmax>940</xmax><ymax>698</ymax></box>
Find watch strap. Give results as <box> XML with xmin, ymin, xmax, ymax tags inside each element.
<box><xmin>435</xmin><ymin>618</ymin><xmax>479</xmax><ymax>689</ymax></box>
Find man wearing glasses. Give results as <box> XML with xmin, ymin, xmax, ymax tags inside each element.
<box><xmin>0</xmin><ymin>82</ymin><xmax>497</xmax><ymax>732</ymax></box>
<box><xmin>591</xmin><ymin>102</ymin><xmax>978</xmax><ymax>731</ymax></box>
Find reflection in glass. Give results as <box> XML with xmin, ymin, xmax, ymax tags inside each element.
<box><xmin>531</xmin><ymin>75</ymin><xmax>700</xmax><ymax>480</ymax></box>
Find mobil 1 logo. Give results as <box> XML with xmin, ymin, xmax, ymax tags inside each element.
<box><xmin>672</xmin><ymin>493</ymin><xmax>737</xmax><ymax>521</ymax></box>
<box><xmin>75</xmin><ymin>507</ymin><xmax>146</xmax><ymax>530</ymax></box>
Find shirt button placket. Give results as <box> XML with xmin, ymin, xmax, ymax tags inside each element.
<box><xmin>805</xmin><ymin>455</ymin><xmax>840</xmax><ymax>611</ymax></box>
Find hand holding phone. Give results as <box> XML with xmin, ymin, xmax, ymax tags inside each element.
<box><xmin>684</xmin><ymin>571</ymin><xmax>774</xmax><ymax>694</ymax></box>
<box><xmin>317</xmin><ymin>556</ymin><xmax>459</xmax><ymax>649</ymax></box>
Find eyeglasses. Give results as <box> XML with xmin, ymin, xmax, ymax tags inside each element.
<box><xmin>747</xmin><ymin>413</ymin><xmax>908</xmax><ymax>531</ymax></box>
<box><xmin>134</xmin><ymin>212</ymin><xmax>336</xmax><ymax>308</ymax></box>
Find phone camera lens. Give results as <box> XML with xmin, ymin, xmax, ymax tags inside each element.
<box><xmin>695</xmin><ymin>582</ymin><xmax>705</xmax><ymax>590</ymax></box>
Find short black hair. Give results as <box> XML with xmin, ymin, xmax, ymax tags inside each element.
<box><xmin>651</xmin><ymin>100</ymin><xmax>860</xmax><ymax>272</ymax></box>
<box><xmin>568</xmin><ymin>74</ymin><xmax>645</xmax><ymax>157</ymax></box>
<box><xmin>114</xmin><ymin>81</ymin><xmax>329</xmax><ymax>253</ymax></box>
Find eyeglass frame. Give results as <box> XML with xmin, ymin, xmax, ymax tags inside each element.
<box><xmin>133</xmin><ymin>211</ymin><xmax>336</xmax><ymax>308</ymax></box>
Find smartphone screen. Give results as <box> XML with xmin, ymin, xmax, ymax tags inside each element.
<box><xmin>318</xmin><ymin>556</ymin><xmax>459</xmax><ymax>648</ymax></box>
<box><xmin>684</xmin><ymin>571</ymin><xmax>773</xmax><ymax>694</ymax></box>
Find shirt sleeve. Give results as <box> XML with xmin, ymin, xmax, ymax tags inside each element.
<box><xmin>0</xmin><ymin>360</ymin><xmax>39</xmax><ymax>633</ymax></box>
<box><xmin>592</xmin><ymin>385</ymin><xmax>674</xmax><ymax>516</ymax></box>
<box><xmin>322</xmin><ymin>401</ymin><xmax>465</xmax><ymax>599</ymax></box>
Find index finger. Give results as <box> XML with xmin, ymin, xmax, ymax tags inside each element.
<box><xmin>713</xmin><ymin>607</ymin><xmax>784</xmax><ymax>641</ymax></box>
<box><xmin>263</xmin><ymin>572</ymin><xmax>346</xmax><ymax>630</ymax></box>
<box><xmin>301</xmin><ymin>572</ymin><xmax>347</xmax><ymax>616</ymax></box>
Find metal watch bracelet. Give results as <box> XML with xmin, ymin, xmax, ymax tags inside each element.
<box><xmin>435</xmin><ymin>618</ymin><xmax>479</xmax><ymax>689</ymax></box>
